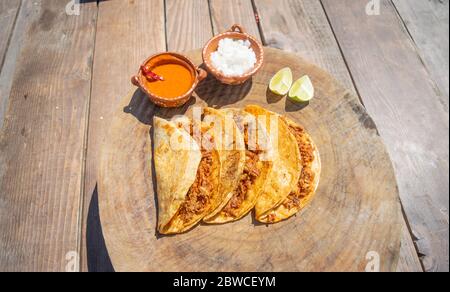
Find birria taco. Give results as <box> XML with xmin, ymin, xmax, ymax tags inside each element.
<box><xmin>153</xmin><ymin>117</ymin><xmax>220</xmax><ymax>234</ymax></box>
<box><xmin>201</xmin><ymin>108</ymin><xmax>246</xmax><ymax>221</ymax></box>
<box><xmin>260</xmin><ymin>116</ymin><xmax>321</xmax><ymax>223</ymax></box>
<box><xmin>205</xmin><ymin>108</ymin><xmax>273</xmax><ymax>223</ymax></box>
<box><xmin>244</xmin><ymin>105</ymin><xmax>302</xmax><ymax>223</ymax></box>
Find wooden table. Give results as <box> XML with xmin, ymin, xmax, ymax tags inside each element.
<box><xmin>0</xmin><ymin>0</ymin><xmax>448</xmax><ymax>272</ymax></box>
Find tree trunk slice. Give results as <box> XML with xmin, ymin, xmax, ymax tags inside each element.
<box><xmin>98</xmin><ymin>48</ymin><xmax>401</xmax><ymax>272</ymax></box>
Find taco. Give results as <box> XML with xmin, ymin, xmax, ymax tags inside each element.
<box><xmin>201</xmin><ymin>108</ymin><xmax>246</xmax><ymax>221</ymax></box>
<box><xmin>205</xmin><ymin>108</ymin><xmax>273</xmax><ymax>223</ymax></box>
<box><xmin>258</xmin><ymin>115</ymin><xmax>321</xmax><ymax>223</ymax></box>
<box><xmin>153</xmin><ymin>117</ymin><xmax>220</xmax><ymax>234</ymax></box>
<box><xmin>244</xmin><ymin>105</ymin><xmax>302</xmax><ymax>223</ymax></box>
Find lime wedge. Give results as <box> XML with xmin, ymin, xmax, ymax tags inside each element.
<box><xmin>288</xmin><ymin>75</ymin><xmax>314</xmax><ymax>102</ymax></box>
<box><xmin>269</xmin><ymin>68</ymin><xmax>293</xmax><ymax>96</ymax></box>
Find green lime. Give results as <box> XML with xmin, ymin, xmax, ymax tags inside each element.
<box><xmin>288</xmin><ymin>75</ymin><xmax>314</xmax><ymax>102</ymax></box>
<box><xmin>269</xmin><ymin>68</ymin><xmax>293</xmax><ymax>96</ymax></box>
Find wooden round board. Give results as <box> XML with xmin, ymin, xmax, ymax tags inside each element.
<box><xmin>98</xmin><ymin>48</ymin><xmax>401</xmax><ymax>272</ymax></box>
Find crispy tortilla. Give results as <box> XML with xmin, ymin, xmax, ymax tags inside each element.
<box><xmin>258</xmin><ymin>116</ymin><xmax>321</xmax><ymax>223</ymax></box>
<box><xmin>202</xmin><ymin>108</ymin><xmax>246</xmax><ymax>221</ymax></box>
<box><xmin>154</xmin><ymin>117</ymin><xmax>220</xmax><ymax>234</ymax></box>
<box><xmin>244</xmin><ymin>105</ymin><xmax>302</xmax><ymax>223</ymax></box>
<box><xmin>205</xmin><ymin>108</ymin><xmax>273</xmax><ymax>223</ymax></box>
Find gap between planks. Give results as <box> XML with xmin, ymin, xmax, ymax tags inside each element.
<box><xmin>390</xmin><ymin>0</ymin><xmax>448</xmax><ymax>111</ymax></box>
<box><xmin>320</xmin><ymin>0</ymin><xmax>448</xmax><ymax>272</ymax></box>
<box><xmin>0</xmin><ymin>0</ymin><xmax>22</xmax><ymax>129</ymax></box>
<box><xmin>318</xmin><ymin>0</ymin><xmax>366</xmax><ymax>107</ymax></box>
<box><xmin>250</xmin><ymin>0</ymin><xmax>267</xmax><ymax>45</ymax></box>
<box><xmin>253</xmin><ymin>0</ymin><xmax>423</xmax><ymax>272</ymax></box>
<box><xmin>77</xmin><ymin>0</ymin><xmax>101</xmax><ymax>272</ymax></box>
<box><xmin>77</xmin><ymin>0</ymin><xmax>424</xmax><ymax>272</ymax></box>
<box><xmin>0</xmin><ymin>0</ymin><xmax>22</xmax><ymax>74</ymax></box>
<box><xmin>0</xmin><ymin>0</ymin><xmax>99</xmax><ymax>271</ymax></box>
<box><xmin>319</xmin><ymin>0</ymin><xmax>423</xmax><ymax>270</ymax></box>
<box><xmin>80</xmin><ymin>0</ymin><xmax>167</xmax><ymax>272</ymax></box>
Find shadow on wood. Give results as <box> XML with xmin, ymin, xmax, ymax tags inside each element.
<box><xmin>266</xmin><ymin>87</ymin><xmax>284</xmax><ymax>104</ymax></box>
<box><xmin>124</xmin><ymin>89</ymin><xmax>197</xmax><ymax>125</ymax></box>
<box><xmin>86</xmin><ymin>186</ymin><xmax>114</xmax><ymax>272</ymax></box>
<box><xmin>285</xmin><ymin>98</ymin><xmax>310</xmax><ymax>112</ymax></box>
<box><xmin>123</xmin><ymin>89</ymin><xmax>155</xmax><ymax>125</ymax></box>
<box><xmin>195</xmin><ymin>65</ymin><xmax>252</xmax><ymax>108</ymax></box>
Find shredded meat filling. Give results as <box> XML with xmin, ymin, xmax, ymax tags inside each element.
<box><xmin>283</xmin><ymin>125</ymin><xmax>315</xmax><ymax>210</ymax></box>
<box><xmin>223</xmin><ymin>125</ymin><xmax>262</xmax><ymax>217</ymax></box>
<box><xmin>178</xmin><ymin>150</ymin><xmax>213</xmax><ymax>223</ymax></box>
<box><xmin>178</xmin><ymin>150</ymin><xmax>213</xmax><ymax>222</ymax></box>
<box><xmin>223</xmin><ymin>150</ymin><xmax>261</xmax><ymax>217</ymax></box>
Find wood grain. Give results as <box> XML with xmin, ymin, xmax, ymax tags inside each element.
<box><xmin>81</xmin><ymin>0</ymin><xmax>166</xmax><ymax>272</ymax></box>
<box><xmin>321</xmin><ymin>0</ymin><xmax>449</xmax><ymax>272</ymax></box>
<box><xmin>209</xmin><ymin>0</ymin><xmax>261</xmax><ymax>42</ymax></box>
<box><xmin>0</xmin><ymin>0</ymin><xmax>21</xmax><ymax>126</ymax></box>
<box><xmin>166</xmin><ymin>0</ymin><xmax>213</xmax><ymax>51</ymax></box>
<box><xmin>0</xmin><ymin>0</ymin><xmax>97</xmax><ymax>271</ymax></box>
<box><xmin>253</xmin><ymin>0</ymin><xmax>421</xmax><ymax>272</ymax></box>
<box><xmin>99</xmin><ymin>48</ymin><xmax>402</xmax><ymax>272</ymax></box>
<box><xmin>398</xmin><ymin>223</ymin><xmax>423</xmax><ymax>272</ymax></box>
<box><xmin>253</xmin><ymin>0</ymin><xmax>356</xmax><ymax>94</ymax></box>
<box><xmin>393</xmin><ymin>0</ymin><xmax>449</xmax><ymax>107</ymax></box>
<box><xmin>0</xmin><ymin>0</ymin><xmax>20</xmax><ymax>71</ymax></box>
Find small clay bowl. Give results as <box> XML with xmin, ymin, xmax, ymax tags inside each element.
<box><xmin>131</xmin><ymin>52</ymin><xmax>207</xmax><ymax>108</ymax></box>
<box><xmin>202</xmin><ymin>24</ymin><xmax>264</xmax><ymax>85</ymax></box>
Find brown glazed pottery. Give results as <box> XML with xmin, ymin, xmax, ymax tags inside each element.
<box><xmin>202</xmin><ymin>24</ymin><xmax>264</xmax><ymax>85</ymax></box>
<box><xmin>131</xmin><ymin>52</ymin><xmax>207</xmax><ymax>108</ymax></box>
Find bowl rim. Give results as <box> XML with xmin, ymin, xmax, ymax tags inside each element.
<box><xmin>134</xmin><ymin>52</ymin><xmax>200</xmax><ymax>104</ymax></box>
<box><xmin>202</xmin><ymin>29</ymin><xmax>264</xmax><ymax>81</ymax></box>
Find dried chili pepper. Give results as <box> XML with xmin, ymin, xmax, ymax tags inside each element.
<box><xmin>141</xmin><ymin>65</ymin><xmax>164</xmax><ymax>81</ymax></box>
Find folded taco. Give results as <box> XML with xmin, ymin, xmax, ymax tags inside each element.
<box><xmin>153</xmin><ymin>117</ymin><xmax>220</xmax><ymax>234</ymax></box>
<box><xmin>244</xmin><ymin>105</ymin><xmax>302</xmax><ymax>223</ymax></box>
<box><xmin>201</xmin><ymin>108</ymin><xmax>246</xmax><ymax>221</ymax></box>
<box><xmin>258</xmin><ymin>115</ymin><xmax>321</xmax><ymax>223</ymax></box>
<box><xmin>205</xmin><ymin>108</ymin><xmax>272</xmax><ymax>223</ymax></box>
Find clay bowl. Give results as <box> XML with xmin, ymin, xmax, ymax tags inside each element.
<box><xmin>202</xmin><ymin>24</ymin><xmax>264</xmax><ymax>85</ymax></box>
<box><xmin>131</xmin><ymin>52</ymin><xmax>207</xmax><ymax>108</ymax></box>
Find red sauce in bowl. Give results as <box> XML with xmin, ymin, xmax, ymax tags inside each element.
<box><xmin>142</xmin><ymin>56</ymin><xmax>195</xmax><ymax>99</ymax></box>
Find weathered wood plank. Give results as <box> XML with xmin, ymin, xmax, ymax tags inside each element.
<box><xmin>166</xmin><ymin>0</ymin><xmax>213</xmax><ymax>51</ymax></box>
<box><xmin>393</xmin><ymin>0</ymin><xmax>449</xmax><ymax>107</ymax></box>
<box><xmin>397</xmin><ymin>222</ymin><xmax>423</xmax><ymax>272</ymax></box>
<box><xmin>84</xmin><ymin>0</ymin><xmax>245</xmax><ymax>271</ymax></box>
<box><xmin>80</xmin><ymin>0</ymin><xmax>165</xmax><ymax>272</ymax></box>
<box><xmin>0</xmin><ymin>0</ymin><xmax>21</xmax><ymax>127</ymax></box>
<box><xmin>321</xmin><ymin>0</ymin><xmax>449</xmax><ymax>272</ymax></box>
<box><xmin>253</xmin><ymin>0</ymin><xmax>356</xmax><ymax>94</ymax></box>
<box><xmin>253</xmin><ymin>0</ymin><xmax>422</xmax><ymax>272</ymax></box>
<box><xmin>0</xmin><ymin>0</ymin><xmax>20</xmax><ymax>71</ymax></box>
<box><xmin>209</xmin><ymin>0</ymin><xmax>261</xmax><ymax>42</ymax></box>
<box><xmin>0</xmin><ymin>0</ymin><xmax>98</xmax><ymax>271</ymax></box>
